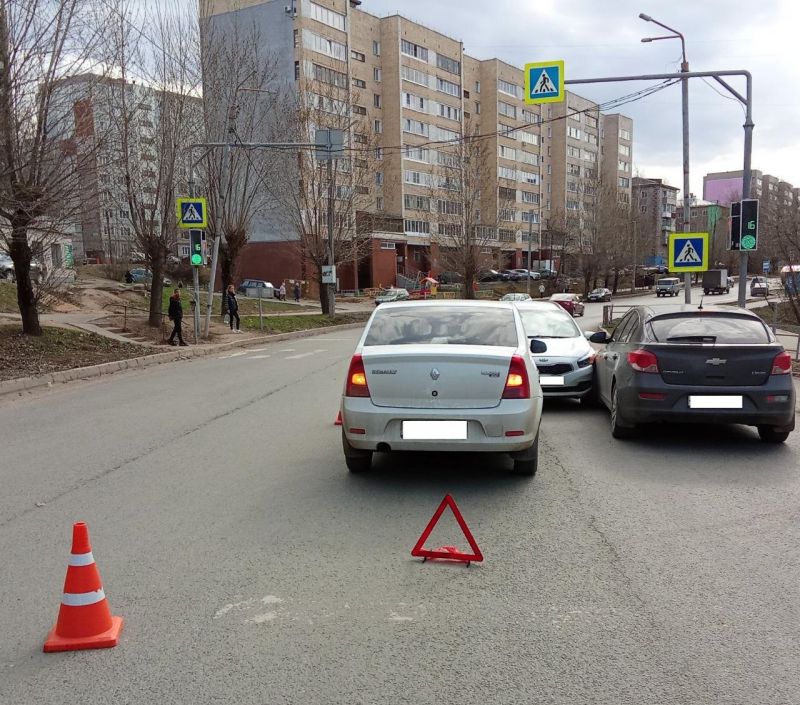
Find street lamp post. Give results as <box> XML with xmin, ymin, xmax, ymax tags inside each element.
<box><xmin>640</xmin><ymin>13</ymin><xmax>692</xmax><ymax>304</ymax></box>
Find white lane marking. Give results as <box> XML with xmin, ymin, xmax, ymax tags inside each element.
<box><xmin>248</xmin><ymin>355</ymin><xmax>271</xmax><ymax>359</ymax></box>
<box><xmin>250</xmin><ymin>611</ymin><xmax>278</xmax><ymax>624</ymax></box>
<box><xmin>218</xmin><ymin>351</ymin><xmax>248</xmax><ymax>359</ymax></box>
<box><xmin>285</xmin><ymin>349</ymin><xmax>326</xmax><ymax>360</ymax></box>
<box><xmin>249</xmin><ymin>348</ymin><xmax>269</xmax><ymax>353</ymax></box>
<box><xmin>262</xmin><ymin>595</ymin><xmax>283</xmax><ymax>605</ymax></box>
<box><xmin>279</xmin><ymin>348</ymin><xmax>296</xmax><ymax>352</ymax></box>
<box><xmin>214</xmin><ymin>598</ymin><xmax>255</xmax><ymax>619</ymax></box>
<box><xmin>388</xmin><ymin>611</ymin><xmax>414</xmax><ymax>622</ymax></box>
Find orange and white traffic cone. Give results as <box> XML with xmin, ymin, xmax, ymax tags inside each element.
<box><xmin>43</xmin><ymin>522</ymin><xmax>123</xmax><ymax>652</ymax></box>
<box><xmin>334</xmin><ymin>410</ymin><xmax>342</xmax><ymax>426</ymax></box>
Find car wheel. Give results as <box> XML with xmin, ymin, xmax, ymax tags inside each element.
<box><xmin>511</xmin><ymin>433</ymin><xmax>539</xmax><ymax>476</ymax></box>
<box><xmin>342</xmin><ymin>429</ymin><xmax>373</xmax><ymax>472</ymax></box>
<box><xmin>757</xmin><ymin>426</ymin><xmax>791</xmax><ymax>443</ymax></box>
<box><xmin>610</xmin><ymin>385</ymin><xmax>635</xmax><ymax>439</ymax></box>
<box><xmin>703</xmin><ymin>289</ymin><xmax>709</xmax><ymax>295</ymax></box>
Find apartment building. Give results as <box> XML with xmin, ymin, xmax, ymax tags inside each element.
<box><xmin>600</xmin><ymin>113</ymin><xmax>634</xmax><ymax>207</ymax></box>
<box><xmin>632</xmin><ymin>177</ymin><xmax>679</xmax><ymax>267</ymax></box>
<box><xmin>203</xmin><ymin>0</ymin><xmax>632</xmax><ymax>288</ymax></box>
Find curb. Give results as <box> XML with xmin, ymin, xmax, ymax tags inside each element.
<box><xmin>0</xmin><ymin>322</ymin><xmax>366</xmax><ymax>399</ymax></box>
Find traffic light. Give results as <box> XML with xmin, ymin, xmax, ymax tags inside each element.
<box><xmin>740</xmin><ymin>199</ymin><xmax>759</xmax><ymax>251</ymax></box>
<box><xmin>189</xmin><ymin>229</ymin><xmax>204</xmax><ymax>266</ymax></box>
<box><xmin>729</xmin><ymin>201</ymin><xmax>741</xmax><ymax>250</ymax></box>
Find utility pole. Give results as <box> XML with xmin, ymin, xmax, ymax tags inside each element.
<box><xmin>187</xmin><ymin>148</ymin><xmax>201</xmax><ymax>343</ymax></box>
<box><xmin>526</xmin><ymin>210</ymin><xmax>533</xmax><ymax>295</ymax></box>
<box><xmin>327</xmin><ymin>152</ymin><xmax>336</xmax><ymax>317</ymax></box>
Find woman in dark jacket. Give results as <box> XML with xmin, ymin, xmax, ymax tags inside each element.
<box><xmin>226</xmin><ymin>285</ymin><xmax>240</xmax><ymax>333</ymax></box>
<box><xmin>167</xmin><ymin>289</ymin><xmax>187</xmax><ymax>346</ymax></box>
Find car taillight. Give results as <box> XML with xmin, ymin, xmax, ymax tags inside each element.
<box><xmin>345</xmin><ymin>354</ymin><xmax>371</xmax><ymax>397</ymax></box>
<box><xmin>502</xmin><ymin>354</ymin><xmax>531</xmax><ymax>399</ymax></box>
<box><xmin>771</xmin><ymin>351</ymin><xmax>792</xmax><ymax>375</ymax></box>
<box><xmin>627</xmin><ymin>349</ymin><xmax>659</xmax><ymax>374</ymax></box>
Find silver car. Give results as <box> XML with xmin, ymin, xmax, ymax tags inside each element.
<box><xmin>340</xmin><ymin>300</ymin><xmax>544</xmax><ymax>475</ymax></box>
<box><xmin>516</xmin><ymin>301</ymin><xmax>596</xmax><ymax>401</ymax></box>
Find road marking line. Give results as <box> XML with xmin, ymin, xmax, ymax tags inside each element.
<box><xmin>249</xmin><ymin>354</ymin><xmax>271</xmax><ymax>359</ymax></box>
<box><xmin>217</xmin><ymin>351</ymin><xmax>248</xmax><ymax>359</ymax></box>
<box><xmin>279</xmin><ymin>348</ymin><xmax>296</xmax><ymax>352</ymax></box>
<box><xmin>285</xmin><ymin>349</ymin><xmax>326</xmax><ymax>359</ymax></box>
<box><xmin>249</xmin><ymin>348</ymin><xmax>268</xmax><ymax>352</ymax></box>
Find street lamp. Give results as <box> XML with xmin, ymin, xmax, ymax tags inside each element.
<box><xmin>639</xmin><ymin>12</ymin><xmax>692</xmax><ymax>303</ymax></box>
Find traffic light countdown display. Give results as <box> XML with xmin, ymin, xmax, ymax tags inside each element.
<box><xmin>730</xmin><ymin>199</ymin><xmax>758</xmax><ymax>251</ymax></box>
<box><xmin>189</xmin><ymin>230</ymin><xmax>204</xmax><ymax>266</ymax></box>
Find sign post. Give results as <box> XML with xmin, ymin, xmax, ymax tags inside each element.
<box><xmin>315</xmin><ymin>129</ymin><xmax>344</xmax><ymax>317</ymax></box>
<box><xmin>177</xmin><ymin>198</ymin><xmax>207</xmax><ymax>343</ymax></box>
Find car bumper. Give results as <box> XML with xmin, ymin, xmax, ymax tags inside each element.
<box><xmin>617</xmin><ymin>379</ymin><xmax>796</xmax><ymax>428</ymax></box>
<box><xmin>538</xmin><ymin>365</ymin><xmax>594</xmax><ymax>398</ymax></box>
<box><xmin>341</xmin><ymin>396</ymin><xmax>543</xmax><ymax>452</ymax></box>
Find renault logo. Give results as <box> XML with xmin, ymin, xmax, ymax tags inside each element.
<box><xmin>706</xmin><ymin>358</ymin><xmax>727</xmax><ymax>366</ymax></box>
<box><xmin>430</xmin><ymin>368</ymin><xmax>440</xmax><ymax>380</ymax></box>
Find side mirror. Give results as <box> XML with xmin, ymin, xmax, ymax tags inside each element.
<box><xmin>589</xmin><ymin>331</ymin><xmax>609</xmax><ymax>344</ymax></box>
<box><xmin>530</xmin><ymin>338</ymin><xmax>548</xmax><ymax>354</ymax></box>
<box><xmin>584</xmin><ymin>330</ymin><xmax>596</xmax><ymax>340</ymax></box>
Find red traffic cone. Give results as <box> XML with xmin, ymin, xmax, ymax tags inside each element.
<box><xmin>43</xmin><ymin>522</ymin><xmax>123</xmax><ymax>652</ymax></box>
<box><xmin>334</xmin><ymin>410</ymin><xmax>342</xmax><ymax>426</ymax></box>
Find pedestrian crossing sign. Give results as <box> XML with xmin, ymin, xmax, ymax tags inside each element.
<box><xmin>176</xmin><ymin>197</ymin><xmax>208</xmax><ymax>229</ymax></box>
<box><xmin>524</xmin><ymin>60</ymin><xmax>565</xmax><ymax>104</ymax></box>
<box><xmin>668</xmin><ymin>232</ymin><xmax>709</xmax><ymax>272</ymax></box>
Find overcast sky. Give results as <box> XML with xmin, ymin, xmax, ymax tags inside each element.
<box><xmin>363</xmin><ymin>0</ymin><xmax>800</xmax><ymax>197</ymax></box>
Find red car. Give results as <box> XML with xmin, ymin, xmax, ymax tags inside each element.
<box><xmin>549</xmin><ymin>293</ymin><xmax>585</xmax><ymax>317</ymax></box>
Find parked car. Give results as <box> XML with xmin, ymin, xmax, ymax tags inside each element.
<box><xmin>511</xmin><ymin>269</ymin><xmax>541</xmax><ymax>280</ymax></box>
<box><xmin>340</xmin><ymin>300</ymin><xmax>543</xmax><ymax>475</ymax></box>
<box><xmin>750</xmin><ymin>276</ymin><xmax>769</xmax><ymax>297</ymax></box>
<box><xmin>0</xmin><ymin>254</ymin><xmax>14</xmax><ymax>280</ymax></box>
<box><xmin>589</xmin><ymin>304</ymin><xmax>795</xmax><ymax>442</ymax></box>
<box><xmin>374</xmin><ymin>287</ymin><xmax>410</xmax><ymax>306</ymax></box>
<box><xmin>478</xmin><ymin>269</ymin><xmax>508</xmax><ymax>282</ymax></box>
<box><xmin>538</xmin><ymin>269</ymin><xmax>558</xmax><ymax>279</ymax></box>
<box><xmin>128</xmin><ymin>268</ymin><xmax>171</xmax><ymax>286</ymax></box>
<box><xmin>237</xmin><ymin>279</ymin><xmax>276</xmax><ymax>298</ymax></box>
<box><xmin>437</xmin><ymin>271</ymin><xmax>463</xmax><ymax>285</ymax></box>
<box><xmin>516</xmin><ymin>301</ymin><xmax>596</xmax><ymax>401</ymax></box>
<box><xmin>550</xmin><ymin>293</ymin><xmax>585</xmax><ymax>317</ymax></box>
<box><xmin>500</xmin><ymin>269</ymin><xmax>521</xmax><ymax>281</ymax></box>
<box><xmin>655</xmin><ymin>277</ymin><xmax>681</xmax><ymax>297</ymax></box>
<box><xmin>500</xmin><ymin>292</ymin><xmax>532</xmax><ymax>302</ymax></box>
<box><xmin>587</xmin><ymin>288</ymin><xmax>612</xmax><ymax>303</ymax></box>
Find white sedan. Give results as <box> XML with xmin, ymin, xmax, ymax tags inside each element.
<box><xmin>340</xmin><ymin>300</ymin><xmax>544</xmax><ymax>475</ymax></box>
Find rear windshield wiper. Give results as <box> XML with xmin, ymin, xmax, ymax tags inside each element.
<box><xmin>666</xmin><ymin>335</ymin><xmax>717</xmax><ymax>343</ymax></box>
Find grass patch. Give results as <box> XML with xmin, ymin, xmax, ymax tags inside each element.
<box><xmin>241</xmin><ymin>312</ymin><xmax>370</xmax><ymax>334</ymax></box>
<box><xmin>156</xmin><ymin>289</ymin><xmax>314</xmax><ymax>316</ymax></box>
<box><xmin>0</xmin><ymin>281</ymin><xmax>17</xmax><ymax>313</ymax></box>
<box><xmin>0</xmin><ymin>326</ymin><xmax>143</xmax><ymax>381</ymax></box>
<box><xmin>752</xmin><ymin>300</ymin><xmax>800</xmax><ymax>333</ymax></box>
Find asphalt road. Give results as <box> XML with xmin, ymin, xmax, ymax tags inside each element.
<box><xmin>1</xmin><ymin>319</ymin><xmax>799</xmax><ymax>705</ymax></box>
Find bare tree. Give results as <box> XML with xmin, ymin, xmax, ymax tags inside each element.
<box><xmin>267</xmin><ymin>83</ymin><xmax>379</xmax><ymax>314</ymax></box>
<box><xmin>0</xmin><ymin>0</ymin><xmax>109</xmax><ymax>335</ymax></box>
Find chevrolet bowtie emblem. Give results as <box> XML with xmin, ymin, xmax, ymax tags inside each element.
<box><xmin>705</xmin><ymin>358</ymin><xmax>727</xmax><ymax>366</ymax></box>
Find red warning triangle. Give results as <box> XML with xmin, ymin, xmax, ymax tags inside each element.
<box><xmin>411</xmin><ymin>494</ymin><xmax>483</xmax><ymax>564</ymax></box>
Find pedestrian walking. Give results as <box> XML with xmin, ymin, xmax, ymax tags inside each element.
<box><xmin>279</xmin><ymin>282</ymin><xmax>287</xmax><ymax>301</ymax></box>
<box><xmin>226</xmin><ymin>285</ymin><xmax>241</xmax><ymax>333</ymax></box>
<box><xmin>167</xmin><ymin>289</ymin><xmax>188</xmax><ymax>346</ymax></box>
<box><xmin>293</xmin><ymin>281</ymin><xmax>301</xmax><ymax>303</ymax></box>
<box><xmin>538</xmin><ymin>283</ymin><xmax>545</xmax><ymax>298</ymax></box>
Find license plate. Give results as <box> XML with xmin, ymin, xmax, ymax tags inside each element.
<box><xmin>402</xmin><ymin>420</ymin><xmax>467</xmax><ymax>440</ymax></box>
<box><xmin>540</xmin><ymin>376</ymin><xmax>565</xmax><ymax>386</ymax></box>
<box><xmin>688</xmin><ymin>396</ymin><xmax>743</xmax><ymax>409</ymax></box>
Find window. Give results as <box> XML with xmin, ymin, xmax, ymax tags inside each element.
<box><xmin>353</xmin><ymin>105</ymin><xmax>367</xmax><ymax>115</ymax></box>
<box><xmin>567</xmin><ymin>145</ymin><xmax>581</xmax><ymax>158</ymax></box>
<box><xmin>585</xmin><ymin>114</ymin><xmax>598</xmax><ymax>129</ymax></box>
<box><xmin>401</xmin><ymin>39</ymin><xmax>428</xmax><ymax>61</ymax></box>
<box><xmin>294</xmin><ymin>61</ymin><xmax>300</xmax><ymax>80</ymax></box>
<box><xmin>475</xmin><ymin>80</ymin><xmax>481</xmax><ymax>93</ymax></box>
<box><xmin>294</xmin><ymin>29</ymin><xmax>299</xmax><ymax>47</ymax></box>
<box><xmin>373</xmin><ymin>67</ymin><xmax>382</xmax><ymax>82</ymax></box>
<box><xmin>353</xmin><ymin>133</ymin><xmax>367</xmax><ymax>144</ymax></box>
<box><xmin>463</xmin><ymin>89</ymin><xmax>470</xmax><ymax>99</ymax></box>
<box><xmin>567</xmin><ymin>200</ymin><xmax>580</xmax><ymax>211</ymax></box>
<box><xmin>497</xmin><ymin>122</ymin><xmax>515</xmax><ymax>137</ymax></box>
<box><xmin>438</xmin><ymin>175</ymin><xmax>460</xmax><ymax>191</ymax></box>
<box><xmin>401</xmin><ymin>65</ymin><xmax>429</xmax><ymax>87</ymax></box>
<box><xmin>437</xmin><ymin>103</ymin><xmax>461</xmax><ymax>121</ymax></box>
<box><xmin>619</xmin><ymin>127</ymin><xmax>631</xmax><ymax>140</ymax></box>
<box><xmin>436</xmin><ymin>77</ymin><xmax>460</xmax><ymax>97</ymax></box>
<box><xmin>303</xmin><ymin>31</ymin><xmax>347</xmax><ymax>61</ymax></box>
<box><xmin>404</xmin><ymin>170</ymin><xmax>432</xmax><ymax>186</ymax></box>
<box><xmin>519</xmin><ymin>131</ymin><xmax>538</xmax><ymax>146</ymax></box>
<box><xmin>302</xmin><ymin>0</ymin><xmax>346</xmax><ymax>30</ymax></box>
<box><xmin>498</xmin><ymin>229</ymin><xmax>516</xmax><ymax>242</ymax></box>
<box><xmin>312</xmin><ymin>63</ymin><xmax>348</xmax><ymax>88</ymax></box>
<box><xmin>404</xmin><ymin>219</ymin><xmax>430</xmax><ymax>234</ymax></box>
<box><xmin>431</xmin><ymin>125</ymin><xmax>459</xmax><ymax>142</ymax></box>
<box><xmin>403</xmin><ymin>118</ymin><xmax>428</xmax><ymax>136</ymax></box>
<box><xmin>520</xmin><ymin>191</ymin><xmax>539</xmax><ymax>204</ymax></box>
<box><xmin>567</xmin><ymin>181</ymin><xmax>578</xmax><ymax>193</ymax></box>
<box><xmin>583</xmin><ymin>150</ymin><xmax>597</xmax><ymax>163</ymax></box>
<box><xmin>618</xmin><ymin>176</ymin><xmax>630</xmax><ymax>188</ymax></box>
<box><xmin>498</xmin><ymin>165</ymin><xmax>516</xmax><ymax>180</ymax></box>
<box><xmin>436</xmin><ymin>53</ymin><xmax>461</xmax><ymax>75</ymax></box>
<box><xmin>498</xmin><ymin>101</ymin><xmax>517</xmax><ymax>119</ymax></box>
<box><xmin>497</xmin><ymin>79</ymin><xmax>521</xmax><ymax>98</ymax></box>
<box><xmin>521</xmin><ymin>211</ymin><xmax>540</xmax><ymax>224</ymax></box>
<box><xmin>375</xmin><ymin>147</ymin><xmax>383</xmax><ymax>160</ymax></box>
<box><xmin>375</xmin><ymin>172</ymin><xmax>383</xmax><ymax>186</ymax></box>
<box><xmin>518</xmin><ymin>151</ymin><xmax>538</xmax><ymax>166</ymax></box>
<box><xmin>403</xmin><ymin>91</ymin><xmax>427</xmax><ymax>112</ymax></box>
<box><xmin>519</xmin><ymin>170</ymin><xmax>540</xmax><ymax>185</ymax></box>
<box><xmin>585</xmin><ymin>133</ymin><xmax>598</xmax><ymax>145</ymax></box>
<box><xmin>521</xmin><ymin>108</ymin><xmax>539</xmax><ymax>124</ymax></box>
<box><xmin>499</xmin><ymin>186</ymin><xmax>516</xmax><ymax>201</ymax></box>
<box><xmin>373</xmin><ymin>40</ymin><xmax>381</xmax><ymax>56</ymax></box>
<box><xmin>379</xmin><ymin>241</ymin><xmax>395</xmax><ymax>250</ymax></box>
<box><xmin>619</xmin><ymin>144</ymin><xmax>630</xmax><ymax>157</ymax></box>
<box><xmin>569</xmin><ymin>110</ymin><xmax>582</xmax><ymax>122</ymax></box>
<box><xmin>354</xmin><ymin>159</ymin><xmax>367</xmax><ymax>168</ymax></box>
<box><xmin>568</xmin><ymin>163</ymin><xmax>581</xmax><ymax>176</ymax></box>
<box><xmin>373</xmin><ymin>119</ymin><xmax>382</xmax><ymax>133</ymax></box>
<box><xmin>436</xmin><ymin>150</ymin><xmax>458</xmax><ymax>168</ymax></box>
<box><xmin>353</xmin><ymin>77</ymin><xmax>366</xmax><ymax>89</ymax></box>
<box><xmin>437</xmin><ymin>200</ymin><xmax>463</xmax><ymax>215</ymax></box>
<box><xmin>500</xmin><ymin>208</ymin><xmax>517</xmax><ymax>222</ymax></box>
<box><xmin>499</xmin><ymin>145</ymin><xmax>516</xmax><ymax>160</ymax></box>
<box><xmin>351</xmin><ymin>50</ymin><xmax>365</xmax><ymax>62</ymax></box>
<box><xmin>618</xmin><ymin>192</ymin><xmax>630</xmax><ymax>204</ymax></box>
<box><xmin>475</xmin><ymin>101</ymin><xmax>481</xmax><ymax>114</ymax></box>
<box><xmin>405</xmin><ymin>194</ymin><xmax>431</xmax><ymax>211</ymax></box>
<box><xmin>373</xmin><ymin>94</ymin><xmax>381</xmax><ymax>108</ymax></box>
<box><xmin>618</xmin><ymin>160</ymin><xmax>630</xmax><ymax>172</ymax></box>
<box><xmin>568</xmin><ymin>126</ymin><xmax>581</xmax><ymax>140</ymax></box>
<box><xmin>439</xmin><ymin>223</ymin><xmax>463</xmax><ymax>238</ymax></box>
<box><xmin>404</xmin><ymin>145</ymin><xmax>429</xmax><ymax>163</ymax></box>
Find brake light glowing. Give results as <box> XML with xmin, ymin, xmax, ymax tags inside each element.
<box><xmin>502</xmin><ymin>355</ymin><xmax>531</xmax><ymax>399</ymax></box>
<box><xmin>627</xmin><ymin>349</ymin><xmax>659</xmax><ymax>374</ymax></box>
<box><xmin>771</xmin><ymin>351</ymin><xmax>792</xmax><ymax>375</ymax></box>
<box><xmin>345</xmin><ymin>354</ymin><xmax>371</xmax><ymax>397</ymax></box>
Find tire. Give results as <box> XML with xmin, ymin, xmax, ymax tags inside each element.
<box><xmin>512</xmin><ymin>433</ymin><xmax>539</xmax><ymax>476</ymax></box>
<box><xmin>704</xmin><ymin>289</ymin><xmax>709</xmax><ymax>295</ymax></box>
<box><xmin>342</xmin><ymin>430</ymin><xmax>373</xmax><ymax>473</ymax></box>
<box><xmin>757</xmin><ymin>426</ymin><xmax>790</xmax><ymax>443</ymax></box>
<box><xmin>610</xmin><ymin>385</ymin><xmax>635</xmax><ymax>439</ymax></box>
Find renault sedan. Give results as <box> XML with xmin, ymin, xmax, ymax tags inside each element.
<box><xmin>340</xmin><ymin>301</ymin><xmax>544</xmax><ymax>475</ymax></box>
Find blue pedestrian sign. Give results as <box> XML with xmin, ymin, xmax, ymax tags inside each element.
<box><xmin>668</xmin><ymin>232</ymin><xmax>709</xmax><ymax>273</ymax></box>
<box><xmin>176</xmin><ymin>197</ymin><xmax>208</xmax><ymax>229</ymax></box>
<box><xmin>763</xmin><ymin>259</ymin><xmax>771</xmax><ymax>273</ymax></box>
<box><xmin>524</xmin><ymin>60</ymin><xmax>565</xmax><ymax>104</ymax></box>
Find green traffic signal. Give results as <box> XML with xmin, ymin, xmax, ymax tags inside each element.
<box><xmin>191</xmin><ymin>253</ymin><xmax>203</xmax><ymax>265</ymax></box>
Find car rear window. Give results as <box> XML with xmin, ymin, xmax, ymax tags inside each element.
<box><xmin>519</xmin><ymin>308</ymin><xmax>581</xmax><ymax>338</ymax></box>
<box><xmin>364</xmin><ymin>306</ymin><xmax>518</xmax><ymax>347</ymax></box>
<box><xmin>647</xmin><ymin>313</ymin><xmax>771</xmax><ymax>344</ymax></box>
